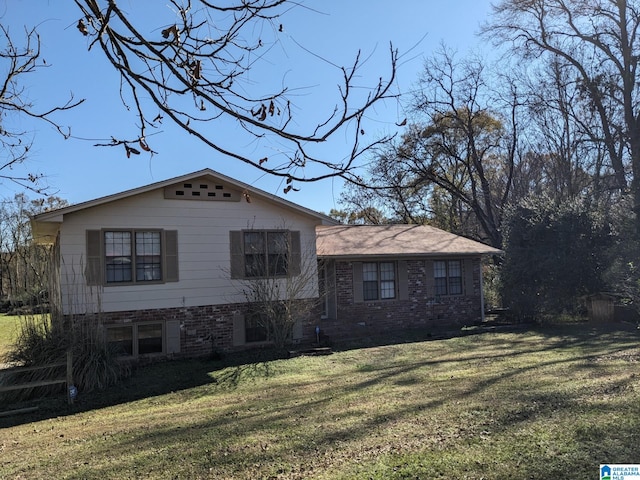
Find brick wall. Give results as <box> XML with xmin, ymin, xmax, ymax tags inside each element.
<box><xmin>67</xmin><ymin>257</ymin><xmax>484</xmax><ymax>359</ymax></box>
<box><xmin>320</xmin><ymin>258</ymin><xmax>482</xmax><ymax>341</ymax></box>
<box><xmin>73</xmin><ymin>303</ymin><xmax>241</xmax><ymax>358</ymax></box>
<box><xmin>69</xmin><ymin>300</ymin><xmax>321</xmax><ymax>359</ymax></box>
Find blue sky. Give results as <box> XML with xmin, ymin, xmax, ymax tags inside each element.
<box><xmin>1</xmin><ymin>1</ymin><xmax>494</xmax><ymax>214</ymax></box>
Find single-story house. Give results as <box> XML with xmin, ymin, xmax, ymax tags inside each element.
<box><xmin>31</xmin><ymin>169</ymin><xmax>501</xmax><ymax>359</ymax></box>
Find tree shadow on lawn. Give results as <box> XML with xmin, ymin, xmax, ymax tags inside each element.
<box><xmin>39</xmin><ymin>321</ymin><xmax>640</xmax><ymax>480</ymax></box>
<box><xmin>0</xmin><ymin>320</ymin><xmax>637</xmax><ymax>430</ymax></box>
<box><xmin>0</xmin><ymin>347</ymin><xmax>283</xmax><ymax>428</ymax></box>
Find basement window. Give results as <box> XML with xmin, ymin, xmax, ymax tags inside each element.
<box><xmin>106</xmin><ymin>322</ymin><xmax>164</xmax><ymax>357</ymax></box>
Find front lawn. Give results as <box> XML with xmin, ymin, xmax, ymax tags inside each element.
<box><xmin>0</xmin><ymin>313</ymin><xmax>19</xmax><ymax>360</ymax></box>
<box><xmin>1</xmin><ymin>323</ymin><xmax>639</xmax><ymax>479</ymax></box>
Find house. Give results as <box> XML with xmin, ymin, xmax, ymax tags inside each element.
<box><xmin>316</xmin><ymin>224</ymin><xmax>501</xmax><ymax>339</ymax></box>
<box><xmin>31</xmin><ymin>169</ymin><xmax>501</xmax><ymax>360</ymax></box>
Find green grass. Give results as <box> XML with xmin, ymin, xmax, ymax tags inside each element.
<box><xmin>1</xmin><ymin>323</ymin><xmax>639</xmax><ymax>479</ymax></box>
<box><xmin>0</xmin><ymin>313</ymin><xmax>20</xmax><ymax>359</ymax></box>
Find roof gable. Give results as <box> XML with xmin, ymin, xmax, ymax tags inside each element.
<box><xmin>32</xmin><ymin>168</ymin><xmax>337</xmax><ymax>224</ymax></box>
<box><xmin>316</xmin><ymin>224</ymin><xmax>502</xmax><ymax>257</ymax></box>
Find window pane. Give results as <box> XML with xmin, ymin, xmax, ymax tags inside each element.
<box><xmin>363</xmin><ymin>263</ymin><xmax>378</xmax><ymax>281</ymax></box>
<box><xmin>448</xmin><ymin>260</ymin><xmax>461</xmax><ymax>278</ymax></box>
<box><xmin>379</xmin><ymin>263</ymin><xmax>395</xmax><ymax>299</ymax></box>
<box><xmin>135</xmin><ymin>232</ymin><xmax>162</xmax><ymax>281</ymax></box>
<box><xmin>135</xmin><ymin>231</ymin><xmax>161</xmax><ymax>255</ymax></box>
<box><xmin>449</xmin><ymin>260</ymin><xmax>462</xmax><ymax>295</ymax></box>
<box><xmin>267</xmin><ymin>232</ymin><xmax>288</xmax><ymax>276</ymax></box>
<box><xmin>105</xmin><ymin>231</ymin><xmax>131</xmax><ymax>256</ymax></box>
<box><xmin>380</xmin><ymin>280</ymin><xmax>395</xmax><ymax>299</ymax></box>
<box><xmin>268</xmin><ymin>254</ymin><xmax>288</xmax><ymax>276</ymax></box>
<box><xmin>449</xmin><ymin>277</ymin><xmax>463</xmax><ymax>295</ymax></box>
<box><xmin>434</xmin><ymin>261</ymin><xmax>446</xmax><ymax>278</ymax></box>
<box><xmin>245</xmin><ymin>312</ymin><xmax>268</xmax><ymax>343</ymax></box>
<box><xmin>105</xmin><ymin>231</ymin><xmax>132</xmax><ymax>283</ymax></box>
<box><xmin>434</xmin><ymin>277</ymin><xmax>447</xmax><ymax>296</ymax></box>
<box><xmin>106</xmin><ymin>326</ymin><xmax>133</xmax><ymax>356</ymax></box>
<box><xmin>363</xmin><ymin>280</ymin><xmax>379</xmax><ymax>301</ymax></box>
<box><xmin>244</xmin><ymin>232</ymin><xmax>265</xmax><ymax>254</ymax></box>
<box><xmin>245</xmin><ymin>254</ymin><xmax>265</xmax><ymax>277</ymax></box>
<box><xmin>267</xmin><ymin>232</ymin><xmax>287</xmax><ymax>254</ymax></box>
<box><xmin>138</xmin><ymin>323</ymin><xmax>163</xmax><ymax>355</ymax></box>
<box><xmin>244</xmin><ymin>232</ymin><xmax>266</xmax><ymax>277</ymax></box>
<box><xmin>380</xmin><ymin>262</ymin><xmax>395</xmax><ymax>281</ymax></box>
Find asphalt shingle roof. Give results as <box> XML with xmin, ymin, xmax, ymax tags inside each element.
<box><xmin>316</xmin><ymin>224</ymin><xmax>502</xmax><ymax>258</ymax></box>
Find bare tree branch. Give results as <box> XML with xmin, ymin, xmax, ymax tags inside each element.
<box><xmin>0</xmin><ymin>24</ymin><xmax>84</xmax><ymax>193</ymax></box>
<box><xmin>73</xmin><ymin>0</ymin><xmax>399</xmax><ymax>188</ymax></box>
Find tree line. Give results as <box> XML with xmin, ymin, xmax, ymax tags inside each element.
<box><xmin>336</xmin><ymin>0</ymin><xmax>640</xmax><ymax>320</ymax></box>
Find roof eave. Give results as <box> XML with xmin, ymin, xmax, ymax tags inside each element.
<box><xmin>31</xmin><ymin>168</ymin><xmax>338</xmax><ymax>225</ymax></box>
<box><xmin>317</xmin><ymin>250</ymin><xmax>503</xmax><ymax>259</ymax></box>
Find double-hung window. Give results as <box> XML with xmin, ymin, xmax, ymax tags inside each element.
<box><xmin>86</xmin><ymin>229</ymin><xmax>178</xmax><ymax>287</ymax></box>
<box><xmin>363</xmin><ymin>262</ymin><xmax>396</xmax><ymax>301</ymax></box>
<box><xmin>230</xmin><ymin>229</ymin><xmax>301</xmax><ymax>280</ymax></box>
<box><xmin>434</xmin><ymin>260</ymin><xmax>462</xmax><ymax>296</ymax></box>
<box><xmin>242</xmin><ymin>231</ymin><xmax>290</xmax><ymax>277</ymax></box>
<box><xmin>104</xmin><ymin>230</ymin><xmax>162</xmax><ymax>284</ymax></box>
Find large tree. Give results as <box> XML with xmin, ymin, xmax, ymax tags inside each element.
<box><xmin>485</xmin><ymin>0</ymin><xmax>640</xmax><ymax>232</ymax></box>
<box><xmin>72</xmin><ymin>0</ymin><xmax>398</xmax><ymax>187</ymax></box>
<box><xmin>519</xmin><ymin>55</ymin><xmax>613</xmax><ymax>203</ymax></box>
<box><xmin>342</xmin><ymin>50</ymin><xmax>518</xmax><ymax>247</ymax></box>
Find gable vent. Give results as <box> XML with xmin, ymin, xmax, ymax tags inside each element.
<box><xmin>164</xmin><ymin>178</ymin><xmax>241</xmax><ymax>201</ymax></box>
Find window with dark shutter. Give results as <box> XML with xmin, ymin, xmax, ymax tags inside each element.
<box><xmin>229</xmin><ymin>230</ymin><xmax>301</xmax><ymax>279</ymax></box>
<box><xmin>355</xmin><ymin>261</ymin><xmax>397</xmax><ymax>302</ymax></box>
<box><xmin>433</xmin><ymin>260</ymin><xmax>463</xmax><ymax>296</ymax></box>
<box><xmin>85</xmin><ymin>229</ymin><xmax>179</xmax><ymax>286</ymax></box>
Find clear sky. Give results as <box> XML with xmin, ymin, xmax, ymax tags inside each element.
<box><xmin>0</xmin><ymin>1</ymin><xmax>494</xmax><ymax>214</ymax></box>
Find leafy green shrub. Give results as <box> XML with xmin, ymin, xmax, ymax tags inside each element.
<box><xmin>500</xmin><ymin>196</ymin><xmax>610</xmax><ymax>321</ymax></box>
<box><xmin>603</xmin><ymin>198</ymin><xmax>640</xmax><ymax>319</ymax></box>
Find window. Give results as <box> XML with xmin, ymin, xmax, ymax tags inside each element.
<box><xmin>362</xmin><ymin>262</ymin><xmax>396</xmax><ymax>301</ymax></box>
<box><xmin>87</xmin><ymin>229</ymin><xmax>178</xmax><ymax>287</ymax></box>
<box><xmin>104</xmin><ymin>230</ymin><xmax>162</xmax><ymax>284</ymax></box>
<box><xmin>434</xmin><ymin>260</ymin><xmax>462</xmax><ymax>296</ymax></box>
<box><xmin>106</xmin><ymin>322</ymin><xmax>164</xmax><ymax>357</ymax></box>
<box><xmin>243</xmin><ymin>231</ymin><xmax>288</xmax><ymax>277</ymax></box>
<box><xmin>230</xmin><ymin>230</ymin><xmax>301</xmax><ymax>279</ymax></box>
<box><xmin>135</xmin><ymin>232</ymin><xmax>162</xmax><ymax>281</ymax></box>
<box><xmin>106</xmin><ymin>325</ymin><xmax>133</xmax><ymax>356</ymax></box>
<box><xmin>245</xmin><ymin>311</ymin><xmax>269</xmax><ymax>343</ymax></box>
<box><xmin>105</xmin><ymin>231</ymin><xmax>132</xmax><ymax>283</ymax></box>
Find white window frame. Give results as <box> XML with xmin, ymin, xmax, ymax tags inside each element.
<box><xmin>362</xmin><ymin>261</ymin><xmax>396</xmax><ymax>301</ymax></box>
